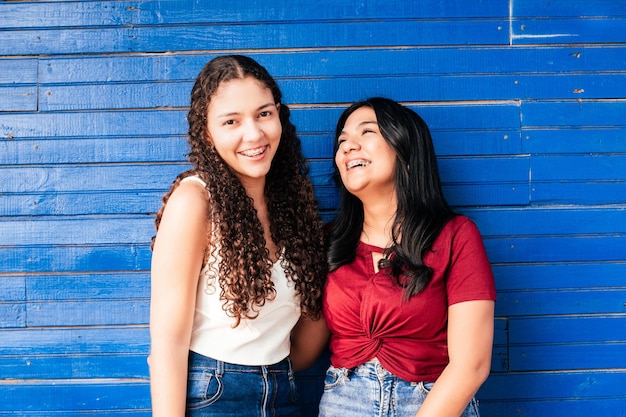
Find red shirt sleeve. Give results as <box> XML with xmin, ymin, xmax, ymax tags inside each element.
<box><xmin>444</xmin><ymin>217</ymin><xmax>496</xmax><ymax>305</ymax></box>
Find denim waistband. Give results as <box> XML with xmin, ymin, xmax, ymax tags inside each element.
<box><xmin>346</xmin><ymin>359</ymin><xmax>434</xmax><ymax>386</ymax></box>
<box><xmin>351</xmin><ymin>358</ymin><xmax>388</xmax><ymax>377</ymax></box>
<box><xmin>188</xmin><ymin>350</ymin><xmax>294</xmax><ymax>374</ymax></box>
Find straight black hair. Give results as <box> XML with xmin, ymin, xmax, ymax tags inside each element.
<box><xmin>328</xmin><ymin>97</ymin><xmax>457</xmax><ymax>298</ymax></box>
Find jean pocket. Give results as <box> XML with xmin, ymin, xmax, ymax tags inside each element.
<box><xmin>323</xmin><ymin>366</ymin><xmax>347</xmax><ymax>391</ymax></box>
<box><xmin>462</xmin><ymin>397</ymin><xmax>481</xmax><ymax>417</ymax></box>
<box><xmin>186</xmin><ymin>368</ymin><xmax>223</xmax><ymax>410</ymax></box>
<box><xmin>414</xmin><ymin>381</ymin><xmax>435</xmax><ymax>394</ymax></box>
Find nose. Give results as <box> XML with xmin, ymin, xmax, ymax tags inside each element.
<box><xmin>339</xmin><ymin>137</ymin><xmax>359</xmax><ymax>154</ymax></box>
<box><xmin>242</xmin><ymin>118</ymin><xmax>263</xmax><ymax>141</ymax></box>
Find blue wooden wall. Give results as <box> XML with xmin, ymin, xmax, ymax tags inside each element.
<box><xmin>1</xmin><ymin>1</ymin><xmax>625</xmax><ymax>416</ymax></box>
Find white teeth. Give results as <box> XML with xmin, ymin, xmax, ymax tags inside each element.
<box><xmin>240</xmin><ymin>147</ymin><xmax>266</xmax><ymax>157</ymax></box>
<box><xmin>346</xmin><ymin>160</ymin><xmax>370</xmax><ymax>170</ymax></box>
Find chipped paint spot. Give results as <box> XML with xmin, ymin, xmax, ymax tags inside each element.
<box><xmin>513</xmin><ymin>34</ymin><xmax>579</xmax><ymax>39</ymax></box>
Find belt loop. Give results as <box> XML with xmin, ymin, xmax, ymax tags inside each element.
<box><xmin>344</xmin><ymin>367</ymin><xmax>353</xmax><ymax>381</ymax></box>
<box><xmin>216</xmin><ymin>359</ymin><xmax>224</xmax><ymax>378</ymax></box>
<box><xmin>286</xmin><ymin>356</ymin><xmax>294</xmax><ymax>381</ymax></box>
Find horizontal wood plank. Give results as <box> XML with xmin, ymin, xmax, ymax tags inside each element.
<box><xmin>493</xmin><ymin>262</ymin><xmax>626</xmax><ymax>291</ymax></box>
<box><xmin>27</xmin><ymin>300</ymin><xmax>149</xmax><ymax>326</ymax></box>
<box><xmin>483</xmin><ymin>235</ymin><xmax>626</xmax><ymax>263</ymax></box>
<box><xmin>0</xmin><ymin>304</ymin><xmax>25</xmax><ymax>328</ymax></box>
<box><xmin>465</xmin><ymin>207</ymin><xmax>626</xmax><ymax>236</ymax></box>
<box><xmin>531</xmin><ymin>154</ymin><xmax>626</xmax><ymax>181</ymax></box>
<box><xmin>0</xmin><ymin>58</ymin><xmax>38</xmax><ymax>83</ymax></box>
<box><xmin>479</xmin><ymin>370</ymin><xmax>626</xmax><ymax>400</ymax></box>
<box><xmin>522</xmin><ymin>101</ymin><xmax>626</xmax><ymax>127</ymax></box>
<box><xmin>522</xmin><ymin>128</ymin><xmax>626</xmax><ymax>154</ymax></box>
<box><xmin>445</xmin><ymin>183</ymin><xmax>529</xmax><ymax>207</ymax></box>
<box><xmin>478</xmin><ymin>397</ymin><xmax>626</xmax><ymax>417</ymax></box>
<box><xmin>37</xmin><ymin>47</ymin><xmax>626</xmax><ymax>83</ymax></box>
<box><xmin>512</xmin><ymin>18</ymin><xmax>626</xmax><ymax>44</ymax></box>
<box><xmin>0</xmin><ymin>0</ymin><xmax>508</xmax><ymax>29</ymax></box>
<box><xmin>438</xmin><ymin>156</ymin><xmax>528</xmax><ymax>184</ymax></box>
<box><xmin>495</xmin><ymin>288</ymin><xmax>626</xmax><ymax>316</ymax></box>
<box><xmin>434</xmin><ymin>130</ymin><xmax>522</xmax><ymax>156</ymax></box>
<box><xmin>0</xmin><ymin>353</ymin><xmax>149</xmax><ymax>379</ymax></box>
<box><xmin>0</xmin><ymin>245</ymin><xmax>152</xmax><ymax>273</ymax></box>
<box><xmin>26</xmin><ymin>299</ymin><xmax>150</xmax><ymax>327</ymax></box>
<box><xmin>531</xmin><ymin>182</ymin><xmax>626</xmax><ymax>205</ymax></box>
<box><xmin>509</xmin><ymin>315</ymin><xmax>626</xmax><ymax>344</ymax></box>
<box><xmin>0</xmin><ymin>276</ymin><xmax>25</xmax><ymax>301</ymax></box>
<box><xmin>0</xmin><ymin>381</ymin><xmax>150</xmax><ymax>411</ymax></box>
<box><xmin>513</xmin><ymin>0</ymin><xmax>626</xmax><ymax>17</ymax></box>
<box><xmin>0</xmin><ymin>110</ymin><xmax>187</xmax><ymax>139</ymax></box>
<box><xmin>0</xmin><ymin>191</ymin><xmax>165</xmax><ymax>216</ymax></box>
<box><xmin>0</xmin><ymin>326</ymin><xmax>149</xmax><ymax>355</ymax></box>
<box><xmin>25</xmin><ymin>272</ymin><xmax>145</xmax><ymax>300</ymax></box>
<box><xmin>0</xmin><ymin>163</ymin><xmax>193</xmax><ymax>193</ymax></box>
<box><xmin>0</xmin><ymin>217</ymin><xmax>155</xmax><ymax>246</ymax></box>
<box><xmin>0</xmin><ymin>86</ymin><xmax>37</xmax><ymax>112</ymax></box>
<box><xmin>38</xmin><ymin>73</ymin><xmax>626</xmax><ymax>110</ymax></box>
<box><xmin>0</xmin><ymin>21</ymin><xmax>508</xmax><ymax>56</ymax></box>
<box><xmin>509</xmin><ymin>343</ymin><xmax>626</xmax><ymax>371</ymax></box>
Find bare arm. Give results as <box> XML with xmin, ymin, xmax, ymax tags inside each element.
<box><xmin>149</xmin><ymin>181</ymin><xmax>209</xmax><ymax>417</ymax></box>
<box><xmin>290</xmin><ymin>314</ymin><xmax>330</xmax><ymax>371</ymax></box>
<box><xmin>414</xmin><ymin>300</ymin><xmax>495</xmax><ymax>417</ymax></box>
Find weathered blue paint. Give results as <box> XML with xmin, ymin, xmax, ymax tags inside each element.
<box><xmin>1</xmin><ymin>0</ymin><xmax>625</xmax><ymax>416</ymax></box>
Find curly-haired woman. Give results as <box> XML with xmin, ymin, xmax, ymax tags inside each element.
<box><xmin>149</xmin><ymin>55</ymin><xmax>328</xmax><ymax>417</ymax></box>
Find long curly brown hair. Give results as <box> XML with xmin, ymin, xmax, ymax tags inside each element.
<box><xmin>152</xmin><ymin>55</ymin><xmax>326</xmax><ymax>326</ymax></box>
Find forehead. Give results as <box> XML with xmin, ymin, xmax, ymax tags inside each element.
<box><xmin>208</xmin><ymin>77</ymin><xmax>274</xmax><ymax>112</ymax></box>
<box><xmin>343</xmin><ymin>106</ymin><xmax>377</xmax><ymax>127</ymax></box>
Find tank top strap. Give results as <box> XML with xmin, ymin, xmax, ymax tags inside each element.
<box><xmin>181</xmin><ymin>175</ymin><xmax>207</xmax><ymax>188</ymax></box>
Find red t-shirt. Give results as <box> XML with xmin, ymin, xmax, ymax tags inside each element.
<box><xmin>323</xmin><ymin>216</ymin><xmax>496</xmax><ymax>383</ymax></box>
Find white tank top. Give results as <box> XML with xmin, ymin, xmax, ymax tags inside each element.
<box><xmin>181</xmin><ymin>176</ymin><xmax>301</xmax><ymax>365</ymax></box>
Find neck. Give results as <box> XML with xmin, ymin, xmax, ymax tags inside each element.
<box><xmin>240</xmin><ymin>177</ymin><xmax>266</xmax><ymax>204</ymax></box>
<box><xmin>361</xmin><ymin>193</ymin><xmax>397</xmax><ymax>248</ymax></box>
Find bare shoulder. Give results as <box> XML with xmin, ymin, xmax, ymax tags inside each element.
<box><xmin>154</xmin><ymin>179</ymin><xmax>211</xmax><ymax>250</ymax></box>
<box><xmin>162</xmin><ymin>179</ymin><xmax>210</xmax><ymax>222</ymax></box>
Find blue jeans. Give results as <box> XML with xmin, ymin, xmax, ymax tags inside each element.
<box><xmin>318</xmin><ymin>360</ymin><xmax>480</xmax><ymax>417</ymax></box>
<box><xmin>186</xmin><ymin>351</ymin><xmax>300</xmax><ymax>417</ymax></box>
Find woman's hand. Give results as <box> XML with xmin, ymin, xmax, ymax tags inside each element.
<box><xmin>290</xmin><ymin>314</ymin><xmax>330</xmax><ymax>371</ymax></box>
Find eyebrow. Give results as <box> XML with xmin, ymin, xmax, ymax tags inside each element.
<box><xmin>216</xmin><ymin>102</ymin><xmax>276</xmax><ymax>119</ymax></box>
<box><xmin>339</xmin><ymin>120</ymin><xmax>378</xmax><ymax>136</ymax></box>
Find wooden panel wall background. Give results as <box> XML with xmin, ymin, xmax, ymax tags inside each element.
<box><xmin>1</xmin><ymin>0</ymin><xmax>625</xmax><ymax>415</ymax></box>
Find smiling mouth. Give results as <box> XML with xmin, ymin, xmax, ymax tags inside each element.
<box><xmin>239</xmin><ymin>146</ymin><xmax>267</xmax><ymax>157</ymax></box>
<box><xmin>346</xmin><ymin>160</ymin><xmax>371</xmax><ymax>170</ymax></box>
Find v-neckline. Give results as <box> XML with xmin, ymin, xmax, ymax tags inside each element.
<box><xmin>359</xmin><ymin>241</ymin><xmax>386</xmax><ymax>274</ymax></box>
